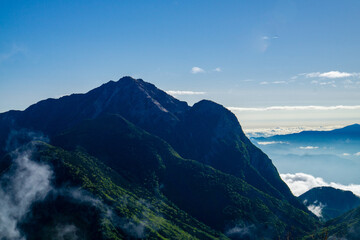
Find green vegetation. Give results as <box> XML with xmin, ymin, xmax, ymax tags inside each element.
<box><xmin>304</xmin><ymin>207</ymin><xmax>360</xmax><ymax>240</ymax></box>
<box><xmin>33</xmin><ymin>142</ymin><xmax>226</xmax><ymax>239</ymax></box>
<box><xmin>50</xmin><ymin>114</ymin><xmax>319</xmax><ymax>239</ymax></box>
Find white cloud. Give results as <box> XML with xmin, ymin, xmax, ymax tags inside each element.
<box><xmin>213</xmin><ymin>67</ymin><xmax>222</xmax><ymax>72</ymax></box>
<box><xmin>191</xmin><ymin>67</ymin><xmax>205</xmax><ymax>74</ymax></box>
<box><xmin>228</xmin><ymin>105</ymin><xmax>360</xmax><ymax>112</ymax></box>
<box><xmin>257</xmin><ymin>141</ymin><xmax>288</xmax><ymax>145</ymax></box>
<box><xmin>299</xmin><ymin>146</ymin><xmax>319</xmax><ymax>150</ymax></box>
<box><xmin>343</xmin><ymin>153</ymin><xmax>350</xmax><ymax>156</ymax></box>
<box><xmin>262</xmin><ymin>36</ymin><xmax>279</xmax><ymax>40</ymax></box>
<box><xmin>272</xmin><ymin>81</ymin><xmax>286</xmax><ymax>84</ymax></box>
<box><xmin>305</xmin><ymin>71</ymin><xmax>357</xmax><ymax>79</ymax></box>
<box><xmin>355</xmin><ymin>152</ymin><xmax>360</xmax><ymax>156</ymax></box>
<box><xmin>259</xmin><ymin>80</ymin><xmax>287</xmax><ymax>85</ymax></box>
<box><xmin>280</xmin><ymin>172</ymin><xmax>360</xmax><ymax>196</ymax></box>
<box><xmin>245</xmin><ymin>125</ymin><xmax>345</xmax><ymax>138</ymax></box>
<box><xmin>166</xmin><ymin>90</ymin><xmax>206</xmax><ymax>96</ymax></box>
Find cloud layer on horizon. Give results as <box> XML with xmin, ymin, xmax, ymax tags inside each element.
<box><xmin>244</xmin><ymin>125</ymin><xmax>346</xmax><ymax>138</ymax></box>
<box><xmin>228</xmin><ymin>105</ymin><xmax>360</xmax><ymax>112</ymax></box>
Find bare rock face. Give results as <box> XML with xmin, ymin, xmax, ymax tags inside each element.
<box><xmin>0</xmin><ymin>77</ymin><xmax>189</xmax><ymax>139</ymax></box>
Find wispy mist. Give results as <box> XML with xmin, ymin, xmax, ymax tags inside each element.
<box><xmin>225</xmin><ymin>222</ymin><xmax>275</xmax><ymax>240</ymax></box>
<box><xmin>5</xmin><ymin>129</ymin><xmax>48</xmax><ymax>153</ymax></box>
<box><xmin>0</xmin><ymin>148</ymin><xmax>52</xmax><ymax>240</ymax></box>
<box><xmin>306</xmin><ymin>201</ymin><xmax>326</xmax><ymax>218</ymax></box>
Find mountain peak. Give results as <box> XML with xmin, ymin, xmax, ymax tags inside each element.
<box><xmin>191</xmin><ymin>99</ymin><xmax>244</xmax><ymax>135</ymax></box>
<box><xmin>299</xmin><ymin>186</ymin><xmax>360</xmax><ymax>221</ymax></box>
<box><xmin>2</xmin><ymin>77</ymin><xmax>190</xmax><ymax>139</ymax></box>
<box><xmin>115</xmin><ymin>76</ymin><xmax>147</xmax><ymax>88</ymax></box>
<box><xmin>119</xmin><ymin>75</ymin><xmax>138</xmax><ymax>82</ymax></box>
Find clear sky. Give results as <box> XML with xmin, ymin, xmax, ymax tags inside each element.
<box><xmin>1</xmin><ymin>0</ymin><xmax>359</xmax><ymax>131</ymax></box>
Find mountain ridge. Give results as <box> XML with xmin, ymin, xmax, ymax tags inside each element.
<box><xmin>0</xmin><ymin>77</ymin><xmax>300</xmax><ymax>208</ymax></box>
<box><xmin>254</xmin><ymin>124</ymin><xmax>360</xmax><ymax>142</ymax></box>
<box><xmin>299</xmin><ymin>186</ymin><xmax>360</xmax><ymax>221</ymax></box>
<box><xmin>0</xmin><ymin>76</ymin><xmax>320</xmax><ymax>239</ymax></box>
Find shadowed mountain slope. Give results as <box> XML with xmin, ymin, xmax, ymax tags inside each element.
<box><xmin>299</xmin><ymin>187</ymin><xmax>360</xmax><ymax>221</ymax></box>
<box><xmin>52</xmin><ymin>114</ymin><xmax>318</xmax><ymax>238</ymax></box>
<box><xmin>0</xmin><ymin>77</ymin><xmax>302</xmax><ymax>211</ymax></box>
<box><xmin>305</xmin><ymin>205</ymin><xmax>360</xmax><ymax>240</ymax></box>
<box><xmin>0</xmin><ymin>141</ymin><xmax>227</xmax><ymax>240</ymax></box>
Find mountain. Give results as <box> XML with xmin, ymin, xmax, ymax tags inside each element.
<box><xmin>53</xmin><ymin>115</ymin><xmax>318</xmax><ymax>235</ymax></box>
<box><xmin>299</xmin><ymin>187</ymin><xmax>360</xmax><ymax>221</ymax></box>
<box><xmin>0</xmin><ymin>77</ymin><xmax>189</xmax><ymax>149</ymax></box>
<box><xmin>253</xmin><ymin>124</ymin><xmax>360</xmax><ymax>146</ymax></box>
<box><xmin>0</xmin><ymin>77</ymin><xmax>319</xmax><ymax>239</ymax></box>
<box><xmin>251</xmin><ymin>124</ymin><xmax>360</xmax><ymax>185</ymax></box>
<box><xmin>323</xmin><ymin>206</ymin><xmax>360</xmax><ymax>239</ymax></box>
<box><xmin>304</xmin><ymin>205</ymin><xmax>360</xmax><ymax>240</ymax></box>
<box><xmin>1</xmin><ymin>141</ymin><xmax>227</xmax><ymax>240</ymax></box>
<box><xmin>0</xmin><ymin>77</ymin><xmax>302</xmax><ymax>209</ymax></box>
<box><xmin>0</xmin><ymin>115</ymin><xmax>318</xmax><ymax>239</ymax></box>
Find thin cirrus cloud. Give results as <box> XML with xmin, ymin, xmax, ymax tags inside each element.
<box><xmin>0</xmin><ymin>44</ymin><xmax>27</xmax><ymax>64</ymax></box>
<box><xmin>260</xmin><ymin>36</ymin><xmax>279</xmax><ymax>52</ymax></box>
<box><xmin>272</xmin><ymin>81</ymin><xmax>286</xmax><ymax>84</ymax></box>
<box><xmin>311</xmin><ymin>80</ymin><xmax>336</xmax><ymax>87</ymax></box>
<box><xmin>227</xmin><ymin>105</ymin><xmax>360</xmax><ymax>112</ymax></box>
<box><xmin>280</xmin><ymin>172</ymin><xmax>360</xmax><ymax>196</ymax></box>
<box><xmin>191</xmin><ymin>67</ymin><xmax>205</xmax><ymax>74</ymax></box>
<box><xmin>166</xmin><ymin>90</ymin><xmax>206</xmax><ymax>96</ymax></box>
<box><xmin>259</xmin><ymin>81</ymin><xmax>286</xmax><ymax>85</ymax></box>
<box><xmin>262</xmin><ymin>36</ymin><xmax>279</xmax><ymax>40</ymax></box>
<box><xmin>342</xmin><ymin>153</ymin><xmax>360</xmax><ymax>157</ymax></box>
<box><xmin>191</xmin><ymin>67</ymin><xmax>222</xmax><ymax>74</ymax></box>
<box><xmin>299</xmin><ymin>146</ymin><xmax>319</xmax><ymax>150</ymax></box>
<box><xmin>305</xmin><ymin>71</ymin><xmax>359</xmax><ymax>79</ymax></box>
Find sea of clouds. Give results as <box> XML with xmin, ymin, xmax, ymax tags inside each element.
<box><xmin>281</xmin><ymin>172</ymin><xmax>360</xmax><ymax>197</ymax></box>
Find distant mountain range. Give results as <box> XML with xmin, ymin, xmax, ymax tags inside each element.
<box><xmin>0</xmin><ymin>76</ymin><xmax>359</xmax><ymax>239</ymax></box>
<box><xmin>252</xmin><ymin>124</ymin><xmax>360</xmax><ymax>184</ymax></box>
<box><xmin>299</xmin><ymin>186</ymin><xmax>360</xmax><ymax>221</ymax></box>
<box><xmin>253</xmin><ymin>123</ymin><xmax>360</xmax><ymax>146</ymax></box>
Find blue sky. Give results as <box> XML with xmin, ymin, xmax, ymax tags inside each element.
<box><xmin>1</xmin><ymin>0</ymin><xmax>360</xmax><ymax>130</ymax></box>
